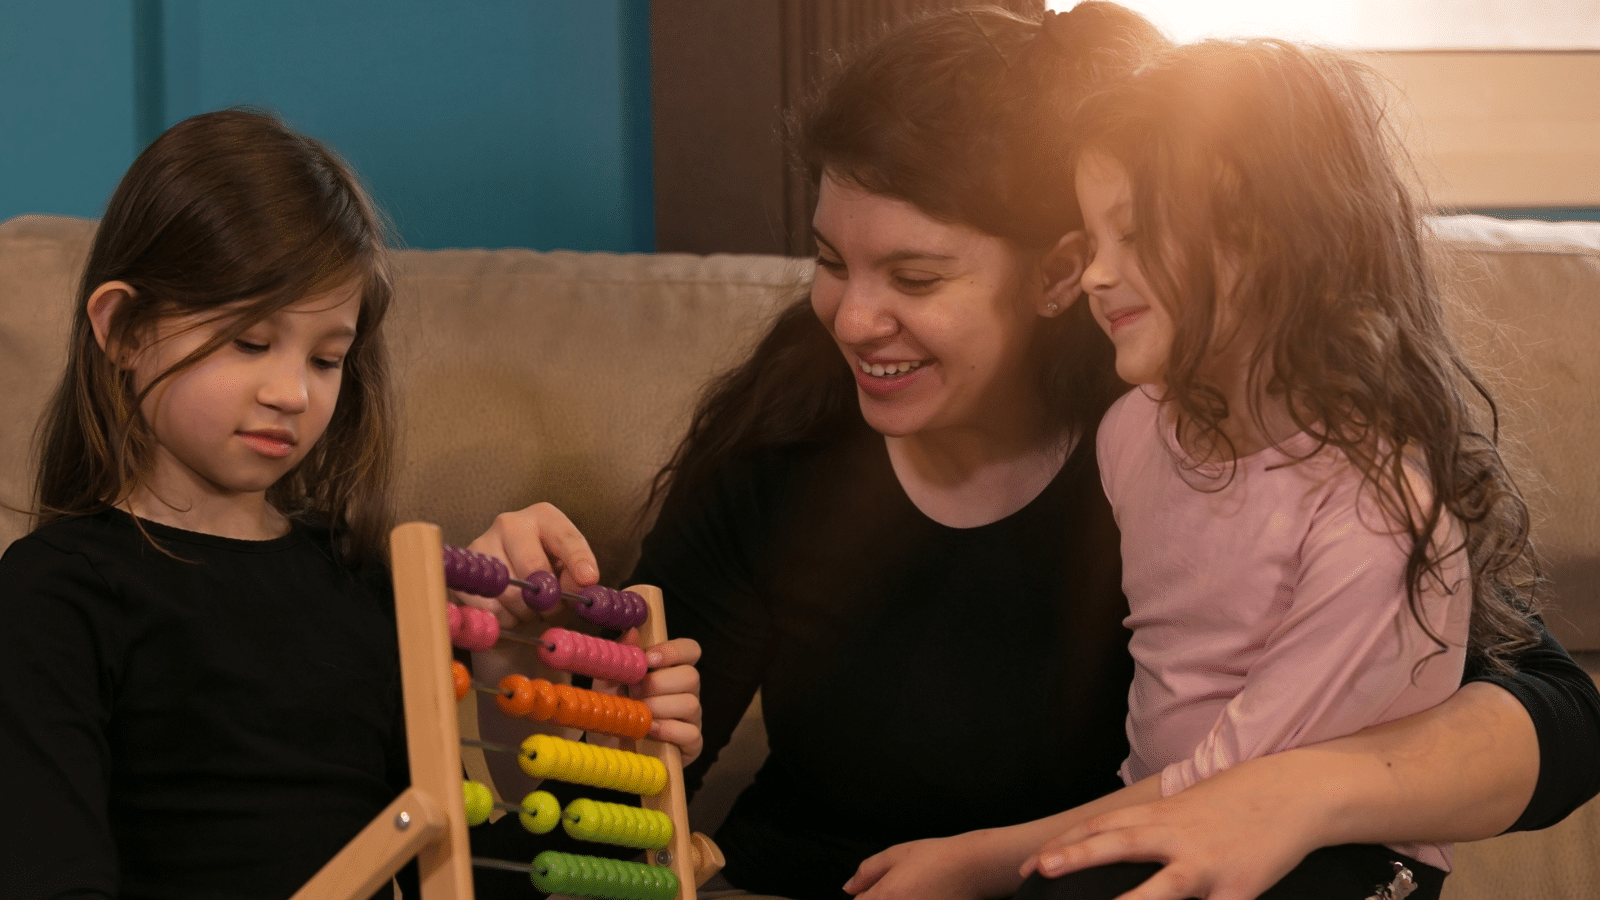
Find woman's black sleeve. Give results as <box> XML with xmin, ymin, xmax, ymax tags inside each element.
<box><xmin>628</xmin><ymin>453</ymin><xmax>783</xmax><ymax>799</ymax></box>
<box><xmin>1464</xmin><ymin>619</ymin><xmax>1600</xmax><ymax>831</ymax></box>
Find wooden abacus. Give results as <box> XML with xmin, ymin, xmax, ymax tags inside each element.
<box><xmin>290</xmin><ymin>521</ymin><xmax>722</xmax><ymax>900</ymax></box>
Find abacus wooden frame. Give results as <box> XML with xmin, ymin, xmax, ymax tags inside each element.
<box><xmin>288</xmin><ymin>520</ymin><xmax>714</xmax><ymax>900</ymax></box>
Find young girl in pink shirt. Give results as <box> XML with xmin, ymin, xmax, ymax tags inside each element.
<box><xmin>1022</xmin><ymin>38</ymin><xmax>1544</xmax><ymax>900</ymax></box>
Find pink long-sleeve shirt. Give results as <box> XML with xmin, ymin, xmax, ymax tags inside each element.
<box><xmin>1098</xmin><ymin>389</ymin><xmax>1469</xmax><ymax>871</ymax></box>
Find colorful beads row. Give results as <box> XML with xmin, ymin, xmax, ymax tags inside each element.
<box><xmin>499</xmin><ymin>673</ymin><xmax>653</xmax><ymax>740</ymax></box>
<box><xmin>442</xmin><ymin>544</ymin><xmax>564</xmax><ymax>612</ymax></box>
<box><xmin>530</xmin><ymin>850</ymin><xmax>679</xmax><ymax>900</ymax></box>
<box><xmin>539</xmin><ymin>627</ymin><xmax>648</xmax><ymax>685</ymax></box>
<box><xmin>518</xmin><ymin>733</ymin><xmax>667</xmax><ymax>796</ymax></box>
<box><xmin>447</xmin><ymin>602</ymin><xmax>651</xmax><ymax>686</ymax></box>
<box><xmin>447</xmin><ymin>603</ymin><xmax>503</xmax><ymax>652</ymax></box>
<box><xmin>450</xmin><ymin>661</ymin><xmax>654</xmax><ymax>740</ymax></box>
<box><xmin>460</xmin><ymin>781</ymin><xmax>674</xmax><ymax>850</ymax></box>
<box><xmin>561</xmin><ymin>797</ymin><xmax>674</xmax><ymax>850</ymax></box>
<box><xmin>571</xmin><ymin>584</ymin><xmax>650</xmax><ymax>631</ymax></box>
<box><xmin>442</xmin><ymin>544</ymin><xmax>649</xmax><ymax>631</ymax></box>
<box><xmin>460</xmin><ymin>780</ymin><xmax>563</xmax><ymax>834</ymax></box>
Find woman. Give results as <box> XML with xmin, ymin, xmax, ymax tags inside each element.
<box><xmin>472</xmin><ymin>5</ymin><xmax>1600</xmax><ymax>899</ymax></box>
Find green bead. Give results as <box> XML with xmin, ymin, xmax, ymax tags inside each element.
<box><xmin>460</xmin><ymin>780</ymin><xmax>492</xmax><ymax>827</ymax></box>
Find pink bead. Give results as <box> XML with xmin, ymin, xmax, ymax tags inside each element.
<box><xmin>448</xmin><ymin>604</ymin><xmax>499</xmax><ymax>652</ymax></box>
<box><xmin>538</xmin><ymin>627</ymin><xmax>647</xmax><ymax>685</ymax></box>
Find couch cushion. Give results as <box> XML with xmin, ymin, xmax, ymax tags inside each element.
<box><xmin>1431</xmin><ymin>215</ymin><xmax>1600</xmax><ymax>652</ymax></box>
<box><xmin>386</xmin><ymin>244</ymin><xmax>802</xmax><ymax>575</ymax></box>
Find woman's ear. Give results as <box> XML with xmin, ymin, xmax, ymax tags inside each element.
<box><xmin>87</xmin><ymin>281</ymin><xmax>138</xmax><ymax>364</ymax></box>
<box><xmin>1040</xmin><ymin>231</ymin><xmax>1088</xmax><ymax>317</ymax></box>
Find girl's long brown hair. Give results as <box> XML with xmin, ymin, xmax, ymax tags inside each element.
<box><xmin>647</xmin><ymin>3</ymin><xmax>1166</xmax><ymax>513</ymax></box>
<box><xmin>1072</xmin><ymin>39</ymin><xmax>1542</xmax><ymax>670</ymax></box>
<box><xmin>33</xmin><ymin>108</ymin><xmax>396</xmax><ymax>566</ymax></box>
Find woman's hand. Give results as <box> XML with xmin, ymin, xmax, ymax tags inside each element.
<box><xmin>1020</xmin><ymin>763</ymin><xmax>1323</xmax><ymax>900</ymax></box>
<box><xmin>844</xmin><ymin>833</ymin><xmax>1025</xmax><ymax>900</ymax></box>
<box><xmin>628</xmin><ymin>633</ymin><xmax>704</xmax><ymax>765</ymax></box>
<box><xmin>1021</xmin><ymin>681</ymin><xmax>1541</xmax><ymax>900</ymax></box>
<box><xmin>461</xmin><ymin>502</ymin><xmax>600</xmax><ymax>627</ymax></box>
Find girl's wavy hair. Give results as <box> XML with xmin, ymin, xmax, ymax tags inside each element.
<box><xmin>33</xmin><ymin>108</ymin><xmax>396</xmax><ymax>567</ymax></box>
<box><xmin>1071</xmin><ymin>39</ymin><xmax>1542</xmax><ymax>670</ymax></box>
<box><xmin>646</xmin><ymin>3</ymin><xmax>1166</xmax><ymax>513</ymax></box>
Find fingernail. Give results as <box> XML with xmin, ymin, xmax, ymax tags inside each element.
<box><xmin>1038</xmin><ymin>854</ymin><xmax>1063</xmax><ymax>877</ymax></box>
<box><xmin>577</xmin><ymin>561</ymin><xmax>598</xmax><ymax>584</ymax></box>
<box><xmin>646</xmin><ymin>651</ymin><xmax>663</xmax><ymax>667</ymax></box>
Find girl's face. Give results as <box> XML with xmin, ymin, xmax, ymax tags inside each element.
<box><xmin>809</xmin><ymin>172</ymin><xmax>1054</xmax><ymax>443</ymax></box>
<box><xmin>128</xmin><ymin>280</ymin><xmax>362</xmax><ymax>522</ymax></box>
<box><xmin>1076</xmin><ymin>152</ymin><xmax>1173</xmax><ymax>388</ymax></box>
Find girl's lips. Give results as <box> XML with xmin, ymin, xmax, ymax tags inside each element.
<box><xmin>1104</xmin><ymin>307</ymin><xmax>1146</xmax><ymax>332</ymax></box>
<box><xmin>852</xmin><ymin>360</ymin><xmax>929</xmax><ymax>398</ymax></box>
<box><xmin>237</xmin><ymin>430</ymin><xmax>295</xmax><ymax>459</ymax></box>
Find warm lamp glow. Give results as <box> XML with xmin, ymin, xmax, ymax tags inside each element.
<box><xmin>1047</xmin><ymin>0</ymin><xmax>1600</xmax><ymax>49</ymax></box>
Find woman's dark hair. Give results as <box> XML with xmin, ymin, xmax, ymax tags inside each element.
<box><xmin>1071</xmin><ymin>39</ymin><xmax>1542</xmax><ymax>669</ymax></box>
<box><xmin>647</xmin><ymin>3</ymin><xmax>1167</xmax><ymax>513</ymax></box>
<box><xmin>33</xmin><ymin>108</ymin><xmax>397</xmax><ymax>566</ymax></box>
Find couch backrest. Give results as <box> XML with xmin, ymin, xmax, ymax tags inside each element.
<box><xmin>0</xmin><ymin>214</ymin><xmax>802</xmax><ymax>581</ymax></box>
<box><xmin>2</xmin><ymin>212</ymin><xmax>1597</xmax><ymax>652</ymax></box>
<box><xmin>1429</xmin><ymin>216</ymin><xmax>1600</xmax><ymax>652</ymax></box>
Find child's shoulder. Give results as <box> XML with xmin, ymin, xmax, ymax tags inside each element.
<box><xmin>0</xmin><ymin>510</ymin><xmax>142</xmax><ymax>612</ymax></box>
<box><xmin>1096</xmin><ymin>388</ymin><xmax>1162</xmax><ymax>451</ymax></box>
<box><xmin>6</xmin><ymin>509</ymin><xmax>138</xmax><ymax>561</ymax></box>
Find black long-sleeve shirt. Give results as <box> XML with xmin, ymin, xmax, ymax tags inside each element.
<box><xmin>0</xmin><ymin>510</ymin><xmax>408</xmax><ymax>900</ymax></box>
<box><xmin>632</xmin><ymin>416</ymin><xmax>1600</xmax><ymax>899</ymax></box>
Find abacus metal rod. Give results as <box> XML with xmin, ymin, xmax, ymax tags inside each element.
<box><xmin>470</xmin><ymin>856</ymin><xmax>534</xmax><ymax>875</ymax></box>
<box><xmin>501</xmin><ymin>573</ymin><xmax>586</xmax><ymax>607</ymax></box>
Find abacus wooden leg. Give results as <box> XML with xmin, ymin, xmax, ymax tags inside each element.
<box><xmin>629</xmin><ymin>584</ymin><xmax>724</xmax><ymax>895</ymax></box>
<box><xmin>288</xmin><ymin>787</ymin><xmax>445</xmax><ymax>900</ymax></box>
<box><xmin>291</xmin><ymin>522</ymin><xmax>474</xmax><ymax>900</ymax></box>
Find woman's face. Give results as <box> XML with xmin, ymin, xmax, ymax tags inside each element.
<box><xmin>809</xmin><ymin>171</ymin><xmax>1054</xmax><ymax>442</ymax></box>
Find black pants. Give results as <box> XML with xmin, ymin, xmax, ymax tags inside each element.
<box><xmin>1012</xmin><ymin>843</ymin><xmax>1446</xmax><ymax>900</ymax></box>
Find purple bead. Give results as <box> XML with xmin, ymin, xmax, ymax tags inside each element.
<box><xmin>615</xmin><ymin>590</ymin><xmax>649</xmax><ymax>630</ymax></box>
<box><xmin>575</xmin><ymin>585</ymin><xmax>617</xmax><ymax>628</ymax></box>
<box><xmin>521</xmin><ymin>570</ymin><xmax>563</xmax><ymax>613</ymax></box>
<box><xmin>442</xmin><ymin>544</ymin><xmax>510</xmax><ymax>598</ymax></box>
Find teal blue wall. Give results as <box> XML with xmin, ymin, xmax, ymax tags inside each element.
<box><xmin>2</xmin><ymin>1</ymin><xmax>652</xmax><ymax>251</ymax></box>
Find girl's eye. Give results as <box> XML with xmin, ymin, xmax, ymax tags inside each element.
<box><xmin>235</xmin><ymin>339</ymin><xmax>268</xmax><ymax>354</ymax></box>
<box><xmin>815</xmin><ymin>256</ymin><xmax>845</xmax><ymax>275</ymax></box>
<box><xmin>312</xmin><ymin>356</ymin><xmax>345</xmax><ymax>372</ymax></box>
<box><xmin>1119</xmin><ymin>229</ymin><xmax>1140</xmax><ymax>244</ymax></box>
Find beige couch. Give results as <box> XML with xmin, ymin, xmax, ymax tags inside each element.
<box><xmin>3</xmin><ymin>213</ymin><xmax>1597</xmax><ymax>899</ymax></box>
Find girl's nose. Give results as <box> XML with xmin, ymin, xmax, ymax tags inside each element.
<box><xmin>1082</xmin><ymin>251</ymin><xmax>1118</xmax><ymax>294</ymax></box>
<box><xmin>259</xmin><ymin>361</ymin><xmax>310</xmax><ymax>414</ymax></box>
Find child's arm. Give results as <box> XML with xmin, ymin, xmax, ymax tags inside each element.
<box><xmin>0</xmin><ymin>540</ymin><xmax>119</xmax><ymax>897</ymax></box>
<box><xmin>840</xmin><ymin>777</ymin><xmax>1163</xmax><ymax>900</ymax></box>
<box><xmin>1020</xmin><ymin>679</ymin><xmax>1544</xmax><ymax>900</ymax></box>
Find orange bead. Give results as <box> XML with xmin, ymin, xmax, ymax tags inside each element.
<box><xmin>497</xmin><ymin>674</ymin><xmax>535</xmax><ymax>718</ymax></box>
<box><xmin>451</xmin><ymin>661</ymin><xmax>471</xmax><ymax>701</ymax></box>
<box><xmin>527</xmin><ymin>678</ymin><xmax>560</xmax><ymax>722</ymax></box>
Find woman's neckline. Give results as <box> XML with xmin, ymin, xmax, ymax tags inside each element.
<box><xmin>882</xmin><ymin>426</ymin><xmax>1081</xmax><ymax>529</ymax></box>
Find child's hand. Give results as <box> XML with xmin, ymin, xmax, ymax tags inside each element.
<box><xmin>844</xmin><ymin>834</ymin><xmax>1020</xmax><ymax>900</ymax></box>
<box><xmin>634</xmin><ymin>634</ymin><xmax>704</xmax><ymax>766</ymax></box>
<box><xmin>462</xmin><ymin>502</ymin><xmax>600</xmax><ymax>628</ymax></box>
